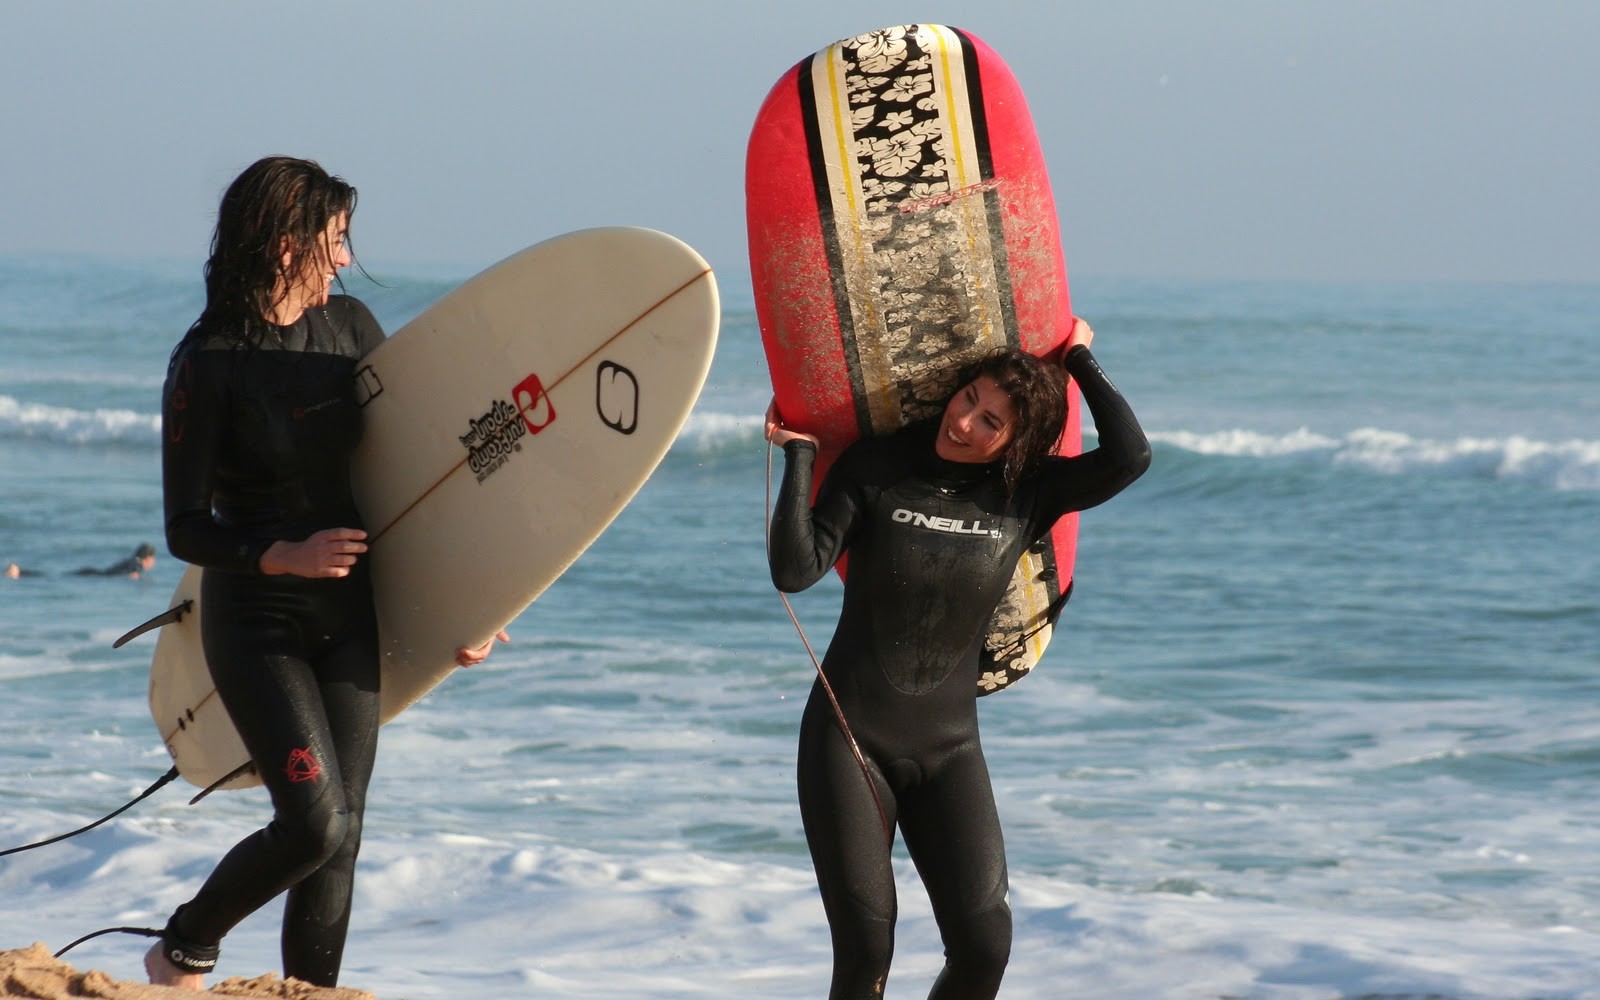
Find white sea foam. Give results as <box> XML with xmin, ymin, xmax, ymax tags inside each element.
<box><xmin>675</xmin><ymin>410</ymin><xmax>765</xmax><ymax>451</ymax></box>
<box><xmin>1153</xmin><ymin>426</ymin><xmax>1341</xmax><ymax>458</ymax></box>
<box><xmin>1152</xmin><ymin>426</ymin><xmax>1600</xmax><ymax>490</ymax></box>
<box><xmin>14</xmin><ymin>823</ymin><xmax>1600</xmax><ymax>998</ymax></box>
<box><xmin>7</xmin><ymin>389</ymin><xmax>1593</xmax><ymax>494</ymax></box>
<box><xmin>0</xmin><ymin>394</ymin><xmax>159</xmax><ymax>447</ymax></box>
<box><xmin>672</xmin><ymin>413</ymin><xmax>1600</xmax><ymax>491</ymax></box>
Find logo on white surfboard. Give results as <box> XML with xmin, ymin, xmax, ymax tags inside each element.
<box><xmin>461</xmin><ymin>373</ymin><xmax>556</xmax><ymax>484</ymax></box>
<box><xmin>596</xmin><ymin>361</ymin><xmax>639</xmax><ymax>435</ymax></box>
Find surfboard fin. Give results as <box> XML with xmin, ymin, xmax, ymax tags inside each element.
<box><xmin>188</xmin><ymin>761</ymin><xmax>257</xmax><ymax>805</ymax></box>
<box><xmin>112</xmin><ymin>600</ymin><xmax>194</xmax><ymax>648</ymax></box>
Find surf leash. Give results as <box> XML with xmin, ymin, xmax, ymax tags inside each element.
<box><xmin>764</xmin><ymin>437</ymin><xmax>893</xmax><ymax>847</ymax></box>
<box><xmin>53</xmin><ymin>926</ymin><xmax>160</xmax><ymax>959</ymax></box>
<box><xmin>0</xmin><ymin>766</ymin><xmax>180</xmax><ymax>859</ymax></box>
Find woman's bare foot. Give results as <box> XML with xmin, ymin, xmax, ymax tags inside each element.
<box><xmin>145</xmin><ymin>941</ymin><xmax>206</xmax><ymax>990</ymax></box>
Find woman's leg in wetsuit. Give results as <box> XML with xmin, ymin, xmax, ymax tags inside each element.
<box><xmin>797</xmin><ymin>693</ymin><xmax>900</xmax><ymax>1000</ymax></box>
<box><xmin>897</xmin><ymin>739</ymin><xmax>1012</xmax><ymax>1000</ymax></box>
<box><xmin>278</xmin><ymin>629</ymin><xmax>379</xmax><ymax>984</ymax></box>
<box><xmin>165</xmin><ymin>576</ymin><xmax>379</xmax><ymax>987</ymax></box>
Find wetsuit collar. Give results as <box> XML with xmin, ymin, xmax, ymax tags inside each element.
<box><xmin>912</xmin><ymin>421</ymin><xmax>1003</xmax><ymax>492</ymax></box>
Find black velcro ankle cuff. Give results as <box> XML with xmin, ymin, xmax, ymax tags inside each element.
<box><xmin>160</xmin><ymin>921</ymin><xmax>220</xmax><ymax>973</ymax></box>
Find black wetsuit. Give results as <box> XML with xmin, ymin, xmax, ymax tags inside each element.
<box><xmin>769</xmin><ymin>346</ymin><xmax>1150</xmax><ymax>1000</ymax></box>
<box><xmin>72</xmin><ymin>555</ymin><xmax>144</xmax><ymax>576</ymax></box>
<box><xmin>159</xmin><ymin>296</ymin><xmax>384</xmax><ymax>986</ymax></box>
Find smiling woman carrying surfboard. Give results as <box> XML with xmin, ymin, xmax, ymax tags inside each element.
<box><xmin>748</xmin><ymin>22</ymin><xmax>1083</xmax><ymax>692</ymax></box>
<box><xmin>148</xmin><ymin>155</ymin><xmax>414</xmax><ymax>991</ymax></box>
<box><xmin>750</xmin><ymin>25</ymin><xmax>1150</xmax><ymax>999</ymax></box>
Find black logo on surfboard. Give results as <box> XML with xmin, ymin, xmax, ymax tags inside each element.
<box><xmin>460</xmin><ymin>372</ymin><xmax>555</xmax><ymax>484</ymax></box>
<box><xmin>596</xmin><ymin>361</ymin><xmax>638</xmax><ymax>435</ymax></box>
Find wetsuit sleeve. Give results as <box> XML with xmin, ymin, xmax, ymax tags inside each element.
<box><xmin>1032</xmin><ymin>345</ymin><xmax>1152</xmax><ymax>517</ymax></box>
<box><xmin>161</xmin><ymin>350</ymin><xmax>273</xmax><ymax>573</ymax></box>
<box><xmin>768</xmin><ymin>440</ymin><xmax>862</xmax><ymax>593</ymax></box>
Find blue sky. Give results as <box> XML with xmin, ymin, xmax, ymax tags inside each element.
<box><xmin>2</xmin><ymin>1</ymin><xmax>1594</xmax><ymax>286</ymax></box>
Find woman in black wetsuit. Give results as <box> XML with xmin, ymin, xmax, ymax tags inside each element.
<box><xmin>148</xmin><ymin>156</ymin><xmax>502</xmax><ymax>989</ymax></box>
<box><xmin>766</xmin><ymin>318</ymin><xmax>1150</xmax><ymax>1000</ymax></box>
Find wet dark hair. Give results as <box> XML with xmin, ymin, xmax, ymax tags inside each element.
<box><xmin>177</xmin><ymin>156</ymin><xmax>357</xmax><ymax>353</ymax></box>
<box><xmin>947</xmin><ymin>348</ymin><xmax>1068</xmax><ymax>493</ymax></box>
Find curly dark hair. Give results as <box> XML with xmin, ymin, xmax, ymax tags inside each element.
<box><xmin>177</xmin><ymin>156</ymin><xmax>357</xmax><ymax>353</ymax></box>
<box><xmin>947</xmin><ymin>348</ymin><xmax>1068</xmax><ymax>493</ymax></box>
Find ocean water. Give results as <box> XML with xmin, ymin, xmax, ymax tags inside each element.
<box><xmin>1</xmin><ymin>255</ymin><xmax>1597</xmax><ymax>999</ymax></box>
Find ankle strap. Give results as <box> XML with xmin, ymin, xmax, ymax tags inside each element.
<box><xmin>160</xmin><ymin>919</ymin><xmax>220</xmax><ymax>973</ymax></box>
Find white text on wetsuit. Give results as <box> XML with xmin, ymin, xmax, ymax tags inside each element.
<box><xmin>891</xmin><ymin>508</ymin><xmax>1001</xmax><ymax>537</ymax></box>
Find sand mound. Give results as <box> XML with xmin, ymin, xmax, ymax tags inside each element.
<box><xmin>0</xmin><ymin>945</ymin><xmax>376</xmax><ymax>1000</ymax></box>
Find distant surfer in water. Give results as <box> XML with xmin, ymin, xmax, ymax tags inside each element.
<box><xmin>766</xmin><ymin>317</ymin><xmax>1150</xmax><ymax>1000</ymax></box>
<box><xmin>71</xmin><ymin>542</ymin><xmax>158</xmax><ymax>579</ymax></box>
<box><xmin>148</xmin><ymin>156</ymin><xmax>503</xmax><ymax>991</ymax></box>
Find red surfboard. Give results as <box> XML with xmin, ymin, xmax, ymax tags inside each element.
<box><xmin>747</xmin><ymin>24</ymin><xmax>1079</xmax><ymax>693</ymax></box>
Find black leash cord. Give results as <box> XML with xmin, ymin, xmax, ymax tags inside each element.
<box><xmin>54</xmin><ymin>925</ymin><xmax>161</xmax><ymax>959</ymax></box>
<box><xmin>764</xmin><ymin>439</ymin><xmax>893</xmax><ymax>846</ymax></box>
<box><xmin>0</xmin><ymin>766</ymin><xmax>180</xmax><ymax>859</ymax></box>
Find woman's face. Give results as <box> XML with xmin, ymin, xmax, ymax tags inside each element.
<box><xmin>284</xmin><ymin>212</ymin><xmax>351</xmax><ymax>311</ymax></box>
<box><xmin>935</xmin><ymin>375</ymin><xmax>1017</xmax><ymax>463</ymax></box>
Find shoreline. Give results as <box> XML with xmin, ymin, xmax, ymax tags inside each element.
<box><xmin>0</xmin><ymin>944</ymin><xmax>376</xmax><ymax>1000</ymax></box>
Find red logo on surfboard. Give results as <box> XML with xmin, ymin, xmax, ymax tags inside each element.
<box><xmin>514</xmin><ymin>373</ymin><xmax>556</xmax><ymax>433</ymax></box>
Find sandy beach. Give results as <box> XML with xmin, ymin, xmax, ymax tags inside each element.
<box><xmin>0</xmin><ymin>945</ymin><xmax>375</xmax><ymax>1000</ymax></box>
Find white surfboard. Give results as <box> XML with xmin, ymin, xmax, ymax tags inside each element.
<box><xmin>140</xmin><ymin>227</ymin><xmax>719</xmax><ymax>792</ymax></box>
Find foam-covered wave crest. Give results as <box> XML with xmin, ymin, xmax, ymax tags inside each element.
<box><xmin>0</xmin><ymin>394</ymin><xmax>159</xmax><ymax>447</ymax></box>
<box><xmin>673</xmin><ymin>410</ymin><xmax>766</xmax><ymax>453</ymax></box>
<box><xmin>1153</xmin><ymin>427</ymin><xmax>1600</xmax><ymax>490</ymax></box>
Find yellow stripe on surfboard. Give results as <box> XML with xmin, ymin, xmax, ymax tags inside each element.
<box><xmin>810</xmin><ymin>25</ymin><xmax>1013</xmax><ymax>435</ymax></box>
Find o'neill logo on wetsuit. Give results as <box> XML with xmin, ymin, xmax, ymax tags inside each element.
<box><xmin>891</xmin><ymin>508</ymin><xmax>1001</xmax><ymax>538</ymax></box>
<box><xmin>460</xmin><ymin>372</ymin><xmax>556</xmax><ymax>484</ymax></box>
